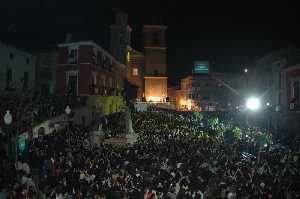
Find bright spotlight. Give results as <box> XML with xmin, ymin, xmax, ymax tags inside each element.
<box><xmin>246</xmin><ymin>97</ymin><xmax>260</xmax><ymax>111</ymax></box>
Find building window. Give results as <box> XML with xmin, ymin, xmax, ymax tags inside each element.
<box><xmin>23</xmin><ymin>72</ymin><xmax>29</xmax><ymax>91</ymax></box>
<box><xmin>127</xmin><ymin>51</ymin><xmax>130</xmax><ymax>63</ymax></box>
<box><xmin>103</xmin><ymin>56</ymin><xmax>108</xmax><ymax>68</ymax></box>
<box><xmin>96</xmin><ymin>51</ymin><xmax>102</xmax><ymax>65</ymax></box>
<box><xmin>108</xmin><ymin>77</ymin><xmax>113</xmax><ymax>88</ymax></box>
<box><xmin>66</xmin><ymin>71</ymin><xmax>79</xmax><ymax>96</ymax></box>
<box><xmin>26</xmin><ymin>58</ymin><xmax>30</xmax><ymax>64</ymax></box>
<box><xmin>9</xmin><ymin>53</ymin><xmax>14</xmax><ymax>60</ymax></box>
<box><xmin>40</xmin><ymin>68</ymin><xmax>52</xmax><ymax>81</ymax></box>
<box><xmin>202</xmin><ymin>95</ymin><xmax>210</xmax><ymax>100</ymax></box>
<box><xmin>132</xmin><ymin>68</ymin><xmax>138</xmax><ymax>76</ymax></box>
<box><xmin>92</xmin><ymin>72</ymin><xmax>97</xmax><ymax>85</ymax></box>
<box><xmin>92</xmin><ymin>48</ymin><xmax>97</xmax><ymax>64</ymax></box>
<box><xmin>120</xmin><ymin>35</ymin><xmax>124</xmax><ymax>45</ymax></box>
<box><xmin>109</xmin><ymin>58</ymin><xmax>113</xmax><ymax>68</ymax></box>
<box><xmin>68</xmin><ymin>48</ymin><xmax>78</xmax><ymax>64</ymax></box>
<box><xmin>101</xmin><ymin>76</ymin><xmax>106</xmax><ymax>87</ymax></box>
<box><xmin>293</xmin><ymin>81</ymin><xmax>299</xmax><ymax>100</ymax></box>
<box><xmin>152</xmin><ymin>33</ymin><xmax>160</xmax><ymax>45</ymax></box>
<box><xmin>6</xmin><ymin>68</ymin><xmax>12</xmax><ymax>90</ymax></box>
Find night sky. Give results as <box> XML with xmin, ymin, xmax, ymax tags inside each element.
<box><xmin>1</xmin><ymin>0</ymin><xmax>299</xmax><ymax>85</ymax></box>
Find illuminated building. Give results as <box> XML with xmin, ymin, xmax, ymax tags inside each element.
<box><xmin>110</xmin><ymin>12</ymin><xmax>132</xmax><ymax>65</ymax></box>
<box><xmin>126</xmin><ymin>48</ymin><xmax>145</xmax><ymax>99</ymax></box>
<box><xmin>143</xmin><ymin>25</ymin><xmax>168</xmax><ymax>102</ymax></box>
<box><xmin>246</xmin><ymin>47</ymin><xmax>300</xmax><ymax>132</ymax></box>
<box><xmin>144</xmin><ymin>76</ymin><xmax>167</xmax><ymax>102</ymax></box>
<box><xmin>111</xmin><ymin>12</ymin><xmax>145</xmax><ymax>100</ymax></box>
<box><xmin>174</xmin><ymin>62</ymin><xmax>230</xmax><ymax>111</ymax></box>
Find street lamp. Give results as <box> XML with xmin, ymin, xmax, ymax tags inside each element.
<box><xmin>245</xmin><ymin>97</ymin><xmax>260</xmax><ymax>127</ymax></box>
<box><xmin>246</xmin><ymin>97</ymin><xmax>260</xmax><ymax>111</ymax></box>
<box><xmin>244</xmin><ymin>68</ymin><xmax>249</xmax><ymax>96</ymax></box>
<box><xmin>4</xmin><ymin>110</ymin><xmax>12</xmax><ymax>125</ymax></box>
<box><xmin>65</xmin><ymin>105</ymin><xmax>71</xmax><ymax>146</ymax></box>
<box><xmin>65</xmin><ymin>105</ymin><xmax>71</xmax><ymax>115</ymax></box>
<box><xmin>3</xmin><ymin>110</ymin><xmax>15</xmax><ymax>163</ymax></box>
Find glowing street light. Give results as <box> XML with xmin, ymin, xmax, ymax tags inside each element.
<box><xmin>65</xmin><ymin>105</ymin><xmax>71</xmax><ymax>147</ymax></box>
<box><xmin>244</xmin><ymin>68</ymin><xmax>248</xmax><ymax>73</ymax></box>
<box><xmin>3</xmin><ymin>110</ymin><xmax>18</xmax><ymax>169</ymax></box>
<box><xmin>65</xmin><ymin>105</ymin><xmax>71</xmax><ymax>115</ymax></box>
<box><xmin>246</xmin><ymin>97</ymin><xmax>260</xmax><ymax>111</ymax></box>
<box><xmin>4</xmin><ymin>110</ymin><xmax>12</xmax><ymax>125</ymax></box>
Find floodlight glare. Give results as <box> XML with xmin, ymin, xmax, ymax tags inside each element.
<box><xmin>246</xmin><ymin>97</ymin><xmax>260</xmax><ymax>111</ymax></box>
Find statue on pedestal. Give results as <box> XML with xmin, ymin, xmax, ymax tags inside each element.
<box><xmin>125</xmin><ymin>107</ymin><xmax>135</xmax><ymax>135</ymax></box>
<box><xmin>123</xmin><ymin>107</ymin><xmax>137</xmax><ymax>144</ymax></box>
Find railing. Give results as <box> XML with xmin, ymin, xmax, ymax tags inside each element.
<box><xmin>89</xmin><ymin>85</ymin><xmax>122</xmax><ymax>96</ymax></box>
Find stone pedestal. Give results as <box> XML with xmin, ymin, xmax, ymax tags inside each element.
<box><xmin>104</xmin><ymin>133</ymin><xmax>138</xmax><ymax>146</ymax></box>
<box><xmin>90</xmin><ymin>131</ymin><xmax>105</xmax><ymax>147</ymax></box>
<box><xmin>104</xmin><ymin>107</ymin><xmax>138</xmax><ymax>146</ymax></box>
<box><xmin>123</xmin><ymin>133</ymin><xmax>138</xmax><ymax>144</ymax></box>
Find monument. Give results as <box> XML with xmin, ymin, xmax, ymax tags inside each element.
<box><xmin>123</xmin><ymin>107</ymin><xmax>138</xmax><ymax>143</ymax></box>
<box><xmin>90</xmin><ymin>123</ymin><xmax>105</xmax><ymax>147</ymax></box>
<box><xmin>104</xmin><ymin>107</ymin><xmax>138</xmax><ymax>145</ymax></box>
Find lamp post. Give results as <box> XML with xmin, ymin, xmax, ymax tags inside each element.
<box><xmin>266</xmin><ymin>102</ymin><xmax>271</xmax><ymax>133</ymax></box>
<box><xmin>245</xmin><ymin>97</ymin><xmax>260</xmax><ymax>127</ymax></box>
<box><xmin>3</xmin><ymin>110</ymin><xmax>16</xmax><ymax>162</ymax></box>
<box><xmin>244</xmin><ymin>68</ymin><xmax>249</xmax><ymax>93</ymax></box>
<box><xmin>65</xmin><ymin>105</ymin><xmax>71</xmax><ymax>147</ymax></box>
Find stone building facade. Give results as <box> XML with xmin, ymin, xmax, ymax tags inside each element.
<box><xmin>0</xmin><ymin>41</ymin><xmax>36</xmax><ymax>91</ymax></box>
<box><xmin>143</xmin><ymin>25</ymin><xmax>168</xmax><ymax>102</ymax></box>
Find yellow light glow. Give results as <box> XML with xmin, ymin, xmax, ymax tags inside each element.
<box><xmin>127</xmin><ymin>51</ymin><xmax>130</xmax><ymax>63</ymax></box>
<box><xmin>147</xmin><ymin>96</ymin><xmax>165</xmax><ymax>102</ymax></box>
<box><xmin>187</xmin><ymin>99</ymin><xmax>192</xmax><ymax>110</ymax></box>
<box><xmin>180</xmin><ymin>99</ymin><xmax>186</xmax><ymax>106</ymax></box>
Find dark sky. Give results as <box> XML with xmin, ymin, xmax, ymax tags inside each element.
<box><xmin>1</xmin><ymin>0</ymin><xmax>299</xmax><ymax>85</ymax></box>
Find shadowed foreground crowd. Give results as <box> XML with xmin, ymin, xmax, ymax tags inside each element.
<box><xmin>0</xmin><ymin>109</ymin><xmax>300</xmax><ymax>199</ymax></box>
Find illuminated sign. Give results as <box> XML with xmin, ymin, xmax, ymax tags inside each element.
<box><xmin>194</xmin><ymin>61</ymin><xmax>210</xmax><ymax>74</ymax></box>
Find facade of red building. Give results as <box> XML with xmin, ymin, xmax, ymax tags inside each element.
<box><xmin>56</xmin><ymin>41</ymin><xmax>126</xmax><ymax>97</ymax></box>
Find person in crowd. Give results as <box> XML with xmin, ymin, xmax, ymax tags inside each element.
<box><xmin>0</xmin><ymin>106</ymin><xmax>299</xmax><ymax>198</ymax></box>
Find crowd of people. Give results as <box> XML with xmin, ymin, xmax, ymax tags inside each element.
<box><xmin>0</xmin><ymin>93</ymin><xmax>87</xmax><ymax>134</ymax></box>
<box><xmin>0</xmin><ymin>108</ymin><xmax>300</xmax><ymax>199</ymax></box>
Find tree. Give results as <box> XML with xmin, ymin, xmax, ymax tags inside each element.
<box><xmin>232</xmin><ymin>127</ymin><xmax>241</xmax><ymax>140</ymax></box>
<box><xmin>208</xmin><ymin>116</ymin><xmax>219</xmax><ymax>129</ymax></box>
<box><xmin>254</xmin><ymin>131</ymin><xmax>272</xmax><ymax>147</ymax></box>
<box><xmin>0</xmin><ymin>81</ymin><xmax>42</xmax><ymax>160</ymax></box>
<box><xmin>193</xmin><ymin>111</ymin><xmax>204</xmax><ymax>121</ymax></box>
<box><xmin>223</xmin><ymin>127</ymin><xmax>241</xmax><ymax>144</ymax></box>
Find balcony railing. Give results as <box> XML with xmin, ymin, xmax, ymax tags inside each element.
<box><xmin>89</xmin><ymin>85</ymin><xmax>122</xmax><ymax>96</ymax></box>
